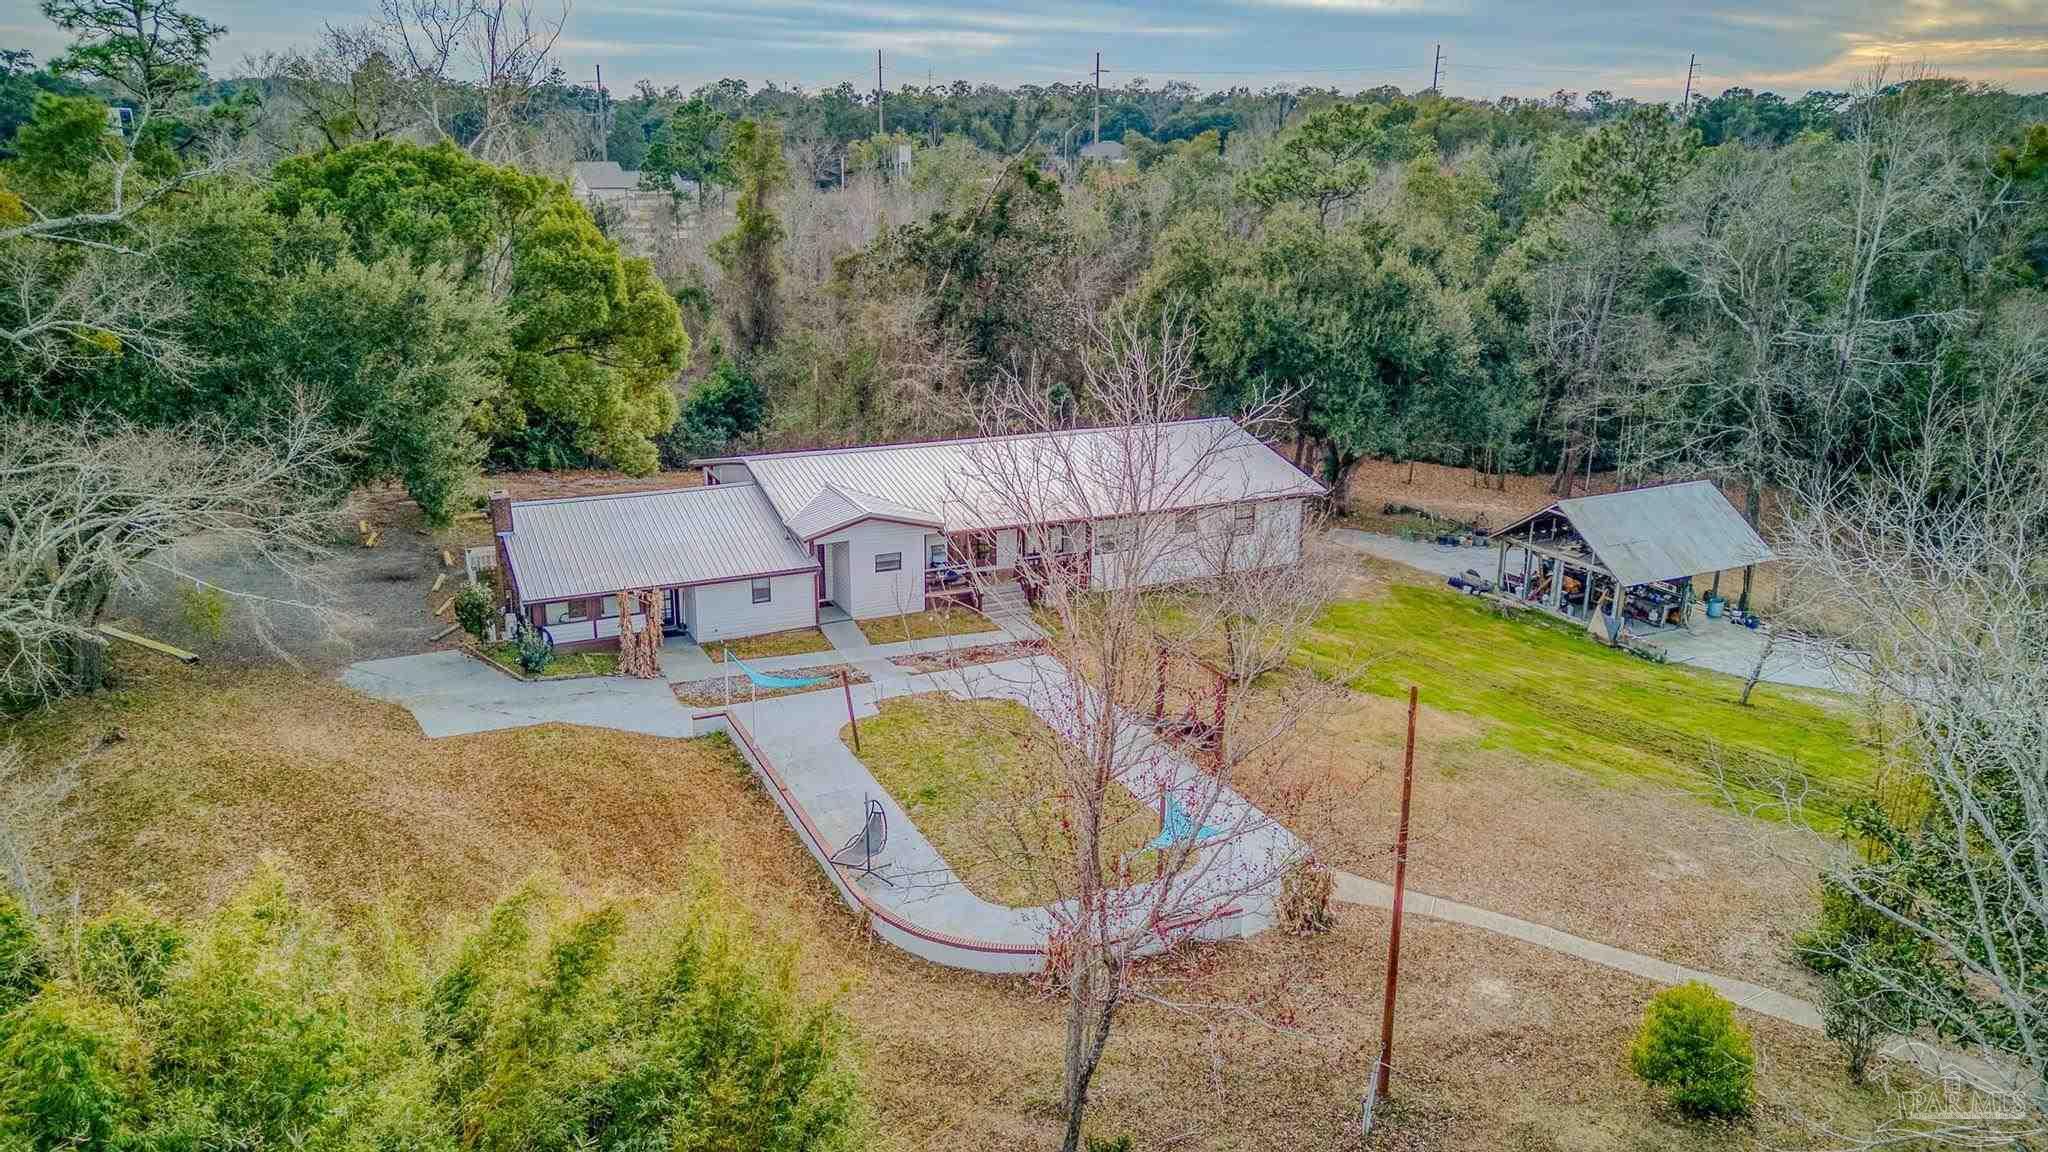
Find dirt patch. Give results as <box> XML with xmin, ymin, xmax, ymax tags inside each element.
<box><xmin>889</xmin><ymin>640</ymin><xmax>1048</xmax><ymax>673</ymax></box>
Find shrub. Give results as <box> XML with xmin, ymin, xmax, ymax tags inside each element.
<box><xmin>0</xmin><ymin>862</ymin><xmax>864</xmax><ymax>1152</ymax></box>
<box><xmin>515</xmin><ymin>620</ymin><xmax>554</xmax><ymax>674</ymax></box>
<box><xmin>176</xmin><ymin>583</ymin><xmax>229</xmax><ymax>641</ymax></box>
<box><xmin>453</xmin><ymin>580</ymin><xmax>496</xmax><ymax>644</ymax></box>
<box><xmin>0</xmin><ymin>890</ymin><xmax>47</xmax><ymax>1014</ymax></box>
<box><xmin>1629</xmin><ymin>982</ymin><xmax>1754</xmax><ymax>1117</ymax></box>
<box><xmin>0</xmin><ymin>984</ymin><xmax>141</xmax><ymax>1149</ymax></box>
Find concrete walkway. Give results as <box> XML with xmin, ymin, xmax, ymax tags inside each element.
<box><xmin>1331</xmin><ymin>528</ymin><xmax>1855</xmax><ymax>692</ymax></box>
<box><xmin>723</xmin><ymin>654</ymin><xmax>1303</xmax><ymax>971</ymax></box>
<box><xmin>341</xmin><ymin>650</ymin><xmax>695</xmax><ymax>738</ymax></box>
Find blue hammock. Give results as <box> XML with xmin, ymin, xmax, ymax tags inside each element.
<box><xmin>1148</xmin><ymin>794</ymin><xmax>1225</xmax><ymax>851</ymax></box>
<box><xmin>723</xmin><ymin>650</ymin><xmax>835</xmax><ymax>690</ymax></box>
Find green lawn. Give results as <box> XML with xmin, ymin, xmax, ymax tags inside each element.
<box><xmin>855</xmin><ymin>604</ymin><xmax>997</xmax><ymax>646</ymax></box>
<box><xmin>1296</xmin><ymin>585</ymin><xmax>1877</xmax><ymax>826</ymax></box>
<box><xmin>483</xmin><ymin>642</ymin><xmax>618</xmax><ymax>679</ymax></box>
<box><xmin>844</xmin><ymin>694</ymin><xmax>1160</xmax><ymax>906</ymax></box>
<box><xmin>715</xmin><ymin>627</ymin><xmax>835</xmax><ymax>660</ymax></box>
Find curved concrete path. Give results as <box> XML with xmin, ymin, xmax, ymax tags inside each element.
<box><xmin>728</xmin><ymin>653</ymin><xmax>1305</xmax><ymax>973</ymax></box>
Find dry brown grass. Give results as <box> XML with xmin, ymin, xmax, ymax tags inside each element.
<box><xmin>8</xmin><ymin>658</ymin><xmax>1903</xmax><ymax>1150</ymax></box>
<box><xmin>1234</xmin><ymin>690</ymin><xmax>1830</xmax><ymax>998</ymax></box>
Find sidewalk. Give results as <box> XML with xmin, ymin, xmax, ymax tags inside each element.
<box><xmin>714</xmin><ymin>654</ymin><xmax>1306</xmax><ymax>971</ymax></box>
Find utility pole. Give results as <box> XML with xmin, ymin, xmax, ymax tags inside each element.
<box><xmin>877</xmin><ymin>49</ymin><xmax>885</xmax><ymax>135</ymax></box>
<box><xmin>1362</xmin><ymin>686</ymin><xmax>1420</xmax><ymax>1136</ymax></box>
<box><xmin>1092</xmin><ymin>50</ymin><xmax>1102</xmax><ymax>145</ymax></box>
<box><xmin>1430</xmin><ymin>43</ymin><xmax>1441</xmax><ymax>92</ymax></box>
<box><xmin>1680</xmin><ymin>53</ymin><xmax>1696</xmax><ymax>116</ymax></box>
<box><xmin>594</xmin><ymin>64</ymin><xmax>607</xmax><ymax>158</ymax></box>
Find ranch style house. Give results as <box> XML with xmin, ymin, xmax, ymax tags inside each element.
<box><xmin>488</xmin><ymin>418</ymin><xmax>1325</xmax><ymax>648</ymax></box>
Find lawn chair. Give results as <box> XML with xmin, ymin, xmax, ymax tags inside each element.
<box><xmin>829</xmin><ymin>796</ymin><xmax>893</xmax><ymax>885</ymax></box>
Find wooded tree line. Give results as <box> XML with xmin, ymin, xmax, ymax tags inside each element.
<box><xmin>7</xmin><ymin>0</ymin><xmax>2042</xmax><ymax>528</ymax></box>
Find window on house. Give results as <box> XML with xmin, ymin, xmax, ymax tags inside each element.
<box><xmin>1232</xmin><ymin>504</ymin><xmax>1257</xmax><ymax>536</ymax></box>
<box><xmin>598</xmin><ymin>595</ymin><xmax>619</xmax><ymax>619</ymax></box>
<box><xmin>1175</xmin><ymin>509</ymin><xmax>1199</xmax><ymax>536</ymax></box>
<box><xmin>875</xmin><ymin>551</ymin><xmax>902</xmax><ymax>573</ymax></box>
<box><xmin>1095</xmin><ymin>522</ymin><xmax>1129</xmax><ymax>553</ymax></box>
<box><xmin>927</xmin><ymin>538</ymin><xmax>948</xmax><ymax>568</ymax></box>
<box><xmin>543</xmin><ymin>600</ymin><xmax>588</xmax><ymax>625</ymax></box>
<box><xmin>751</xmin><ymin>577</ymin><xmax>772</xmax><ymax>604</ymax></box>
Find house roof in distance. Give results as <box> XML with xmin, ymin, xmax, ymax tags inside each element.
<box><xmin>571</xmin><ymin>160</ymin><xmax>639</xmax><ymax>191</ymax></box>
<box><xmin>729</xmin><ymin>418</ymin><xmax>1325</xmax><ymax>533</ymax></box>
<box><xmin>1498</xmin><ymin>480</ymin><xmax>1774</xmax><ymax>587</ymax></box>
<box><xmin>501</xmin><ymin>482</ymin><xmax>814</xmax><ymax>602</ymax></box>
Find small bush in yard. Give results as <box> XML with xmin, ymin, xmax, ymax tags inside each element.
<box><xmin>515</xmin><ymin>620</ymin><xmax>554</xmax><ymax>674</ymax></box>
<box><xmin>1630</xmin><ymin>982</ymin><xmax>1755</xmax><ymax>1117</ymax></box>
<box><xmin>453</xmin><ymin>580</ymin><xmax>496</xmax><ymax>643</ymax></box>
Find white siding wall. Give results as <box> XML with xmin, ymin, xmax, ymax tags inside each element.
<box><xmin>692</xmin><ymin>571</ymin><xmax>815</xmax><ymax>641</ymax></box>
<box><xmin>1090</xmin><ymin>499</ymin><xmax>1306</xmax><ymax>590</ymax></box>
<box><xmin>815</xmin><ymin>520</ymin><xmax>930</xmax><ymax>620</ymax></box>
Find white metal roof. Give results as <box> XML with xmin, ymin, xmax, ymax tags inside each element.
<box><xmin>1498</xmin><ymin>481</ymin><xmax>1775</xmax><ymax>587</ymax></box>
<box><xmin>571</xmin><ymin>161</ymin><xmax>638</xmax><ymax>190</ymax></box>
<box><xmin>737</xmin><ymin>418</ymin><xmax>1324</xmax><ymax>533</ymax></box>
<box><xmin>502</xmin><ymin>483</ymin><xmax>815</xmax><ymax>601</ymax></box>
<box><xmin>784</xmin><ymin>483</ymin><xmax>943</xmax><ymax>541</ymax></box>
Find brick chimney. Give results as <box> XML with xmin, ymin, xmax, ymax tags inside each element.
<box><xmin>488</xmin><ymin>489</ymin><xmax>512</xmax><ymax>535</ymax></box>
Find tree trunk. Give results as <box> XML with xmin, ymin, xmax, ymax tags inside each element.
<box><xmin>1060</xmin><ymin>957</ymin><xmax>1121</xmax><ymax>1152</ymax></box>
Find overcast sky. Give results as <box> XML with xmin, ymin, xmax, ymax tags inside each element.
<box><xmin>6</xmin><ymin>0</ymin><xmax>2045</xmax><ymax>100</ymax></box>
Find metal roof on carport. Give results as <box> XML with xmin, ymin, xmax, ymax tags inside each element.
<box><xmin>1496</xmin><ymin>480</ymin><xmax>1774</xmax><ymax>588</ymax></box>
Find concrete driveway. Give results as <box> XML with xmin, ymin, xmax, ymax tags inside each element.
<box><xmin>341</xmin><ymin>650</ymin><xmax>695</xmax><ymax>738</ymax></box>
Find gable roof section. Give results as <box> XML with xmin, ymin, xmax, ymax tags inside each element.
<box><xmin>1498</xmin><ymin>481</ymin><xmax>1774</xmax><ymax>587</ymax></box>
<box><xmin>571</xmin><ymin>160</ymin><xmax>637</xmax><ymax>190</ymax></box>
<box><xmin>785</xmin><ymin>483</ymin><xmax>944</xmax><ymax>541</ymax></box>
<box><xmin>738</xmin><ymin>418</ymin><xmax>1324</xmax><ymax>533</ymax></box>
<box><xmin>502</xmin><ymin>483</ymin><xmax>814</xmax><ymax>602</ymax></box>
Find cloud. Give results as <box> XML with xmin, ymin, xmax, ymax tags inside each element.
<box><xmin>1237</xmin><ymin>0</ymin><xmax>1454</xmax><ymax>9</ymax></box>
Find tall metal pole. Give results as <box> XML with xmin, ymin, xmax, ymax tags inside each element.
<box><xmin>1430</xmin><ymin>44</ymin><xmax>1441</xmax><ymax>91</ymax></box>
<box><xmin>841</xmin><ymin>669</ymin><xmax>861</xmax><ymax>752</ymax></box>
<box><xmin>1092</xmin><ymin>51</ymin><xmax>1101</xmax><ymax>145</ymax></box>
<box><xmin>877</xmin><ymin>50</ymin><xmax>885</xmax><ymax>135</ymax></box>
<box><xmin>1680</xmin><ymin>53</ymin><xmax>1696</xmax><ymax>115</ymax></box>
<box><xmin>1364</xmin><ymin>686</ymin><xmax>1419</xmax><ymax>1131</ymax></box>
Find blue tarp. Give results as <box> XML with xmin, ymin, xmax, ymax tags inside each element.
<box><xmin>724</xmin><ymin>650</ymin><xmax>835</xmax><ymax>690</ymax></box>
<box><xmin>1148</xmin><ymin>794</ymin><xmax>1224</xmax><ymax>850</ymax></box>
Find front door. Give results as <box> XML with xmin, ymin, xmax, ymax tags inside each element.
<box><xmin>828</xmin><ymin>541</ymin><xmax>851</xmax><ymax>608</ymax></box>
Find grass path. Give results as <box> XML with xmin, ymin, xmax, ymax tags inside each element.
<box><xmin>1297</xmin><ymin>585</ymin><xmax>1878</xmax><ymax>827</ymax></box>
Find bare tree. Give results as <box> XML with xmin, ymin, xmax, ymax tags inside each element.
<box><xmin>0</xmin><ymin>402</ymin><xmax>358</xmax><ymax>704</ymax></box>
<box><xmin>954</xmin><ymin>312</ymin><xmax>1347</xmax><ymax>1152</ymax></box>
<box><xmin>376</xmin><ymin>0</ymin><xmax>569</xmax><ymax>166</ymax></box>
<box><xmin>1775</xmin><ymin>307</ymin><xmax>2048</xmax><ymax>1132</ymax></box>
<box><xmin>263</xmin><ymin>26</ymin><xmax>420</xmax><ymax>153</ymax></box>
